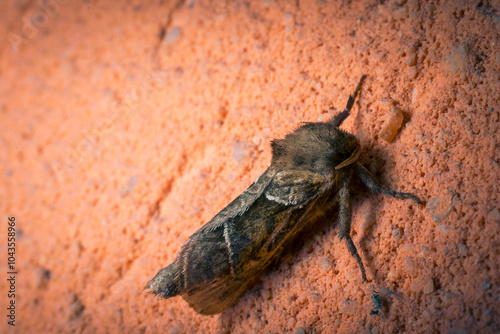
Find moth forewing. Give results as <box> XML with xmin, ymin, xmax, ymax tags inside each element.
<box><xmin>145</xmin><ymin>75</ymin><xmax>421</xmax><ymax>315</ymax></box>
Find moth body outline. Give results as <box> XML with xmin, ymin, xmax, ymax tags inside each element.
<box><xmin>146</xmin><ymin>75</ymin><xmax>421</xmax><ymax>315</ymax></box>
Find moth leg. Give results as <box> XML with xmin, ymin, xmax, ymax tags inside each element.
<box><xmin>329</xmin><ymin>75</ymin><xmax>367</xmax><ymax>128</ymax></box>
<box><xmin>353</xmin><ymin>162</ymin><xmax>422</xmax><ymax>204</ymax></box>
<box><xmin>338</xmin><ymin>173</ymin><xmax>368</xmax><ymax>281</ymax></box>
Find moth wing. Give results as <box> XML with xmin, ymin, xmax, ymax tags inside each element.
<box><xmin>200</xmin><ymin>166</ymin><xmax>279</xmax><ymax>233</ymax></box>
<box><xmin>264</xmin><ymin>169</ymin><xmax>330</xmax><ymax>206</ymax></box>
<box><xmin>220</xmin><ymin>169</ymin><xmax>331</xmax><ymax>274</ymax></box>
<box><xmin>182</xmin><ymin>274</ymin><xmax>253</xmax><ymax>315</ymax></box>
<box><xmin>181</xmin><ymin>169</ymin><xmax>333</xmax><ymax>315</ymax></box>
<box><xmin>176</xmin><ymin>167</ymin><xmax>279</xmax><ymax>314</ymax></box>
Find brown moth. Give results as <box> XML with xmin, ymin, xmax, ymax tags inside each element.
<box><xmin>145</xmin><ymin>75</ymin><xmax>421</xmax><ymax>315</ymax></box>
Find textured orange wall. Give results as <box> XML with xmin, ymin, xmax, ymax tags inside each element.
<box><xmin>1</xmin><ymin>0</ymin><xmax>499</xmax><ymax>333</ymax></box>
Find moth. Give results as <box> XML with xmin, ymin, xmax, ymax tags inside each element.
<box><xmin>145</xmin><ymin>75</ymin><xmax>421</xmax><ymax>315</ymax></box>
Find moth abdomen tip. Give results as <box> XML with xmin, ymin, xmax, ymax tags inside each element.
<box><xmin>145</xmin><ymin>278</ymin><xmax>181</xmax><ymax>299</ymax></box>
<box><xmin>145</xmin><ymin>262</ymin><xmax>181</xmax><ymax>299</ymax></box>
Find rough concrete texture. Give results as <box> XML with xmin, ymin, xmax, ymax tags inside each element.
<box><xmin>1</xmin><ymin>0</ymin><xmax>499</xmax><ymax>333</ymax></box>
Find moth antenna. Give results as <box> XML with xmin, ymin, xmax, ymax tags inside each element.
<box><xmin>335</xmin><ymin>145</ymin><xmax>362</xmax><ymax>170</ymax></box>
<box><xmin>329</xmin><ymin>74</ymin><xmax>367</xmax><ymax>128</ymax></box>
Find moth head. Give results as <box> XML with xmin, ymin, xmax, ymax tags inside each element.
<box><xmin>334</xmin><ymin>135</ymin><xmax>361</xmax><ymax>170</ymax></box>
<box><xmin>271</xmin><ymin>123</ymin><xmax>361</xmax><ymax>173</ymax></box>
<box><xmin>329</xmin><ymin>128</ymin><xmax>361</xmax><ymax>170</ymax></box>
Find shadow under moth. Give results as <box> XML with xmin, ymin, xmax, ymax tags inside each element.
<box><xmin>145</xmin><ymin>75</ymin><xmax>421</xmax><ymax>315</ymax></box>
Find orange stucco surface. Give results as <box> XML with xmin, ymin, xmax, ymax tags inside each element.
<box><xmin>1</xmin><ymin>0</ymin><xmax>498</xmax><ymax>333</ymax></box>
